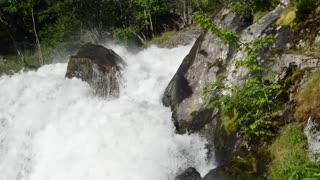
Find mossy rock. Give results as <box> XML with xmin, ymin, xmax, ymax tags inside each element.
<box><xmin>204</xmin><ymin>145</ymin><xmax>270</xmax><ymax>180</ymax></box>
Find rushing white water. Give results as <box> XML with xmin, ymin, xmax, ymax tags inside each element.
<box><xmin>0</xmin><ymin>44</ymin><xmax>211</xmax><ymax>180</ymax></box>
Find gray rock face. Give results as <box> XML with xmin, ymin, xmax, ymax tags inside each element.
<box><xmin>162</xmin><ymin>5</ymin><xmax>296</xmax><ymax>178</ymax></box>
<box><xmin>163</xmin><ymin>9</ymin><xmax>248</xmax><ymax>134</ymax></box>
<box><xmin>226</xmin><ymin>6</ymin><xmax>289</xmax><ymax>85</ymax></box>
<box><xmin>66</xmin><ymin>43</ymin><xmax>125</xmax><ymax>97</ymax></box>
<box><xmin>158</xmin><ymin>26</ymin><xmax>203</xmax><ymax>49</ymax></box>
<box><xmin>175</xmin><ymin>167</ymin><xmax>202</xmax><ymax>180</ymax></box>
<box><xmin>275</xmin><ymin>54</ymin><xmax>320</xmax><ymax>69</ymax></box>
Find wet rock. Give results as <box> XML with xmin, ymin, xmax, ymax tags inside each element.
<box><xmin>163</xmin><ymin>5</ymin><xmax>294</xmax><ymax>177</ymax></box>
<box><xmin>163</xmin><ymin>9</ymin><xmax>248</xmax><ymax>135</ymax></box>
<box><xmin>66</xmin><ymin>43</ymin><xmax>125</xmax><ymax>97</ymax></box>
<box><xmin>175</xmin><ymin>167</ymin><xmax>202</xmax><ymax>180</ymax></box>
<box><xmin>203</xmin><ymin>147</ymin><xmax>269</xmax><ymax>180</ymax></box>
<box><xmin>162</xmin><ymin>9</ymin><xmax>251</xmax><ymax>162</ymax></box>
<box><xmin>203</xmin><ymin>165</ymin><xmax>261</xmax><ymax>180</ymax></box>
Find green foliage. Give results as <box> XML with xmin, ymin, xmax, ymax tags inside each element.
<box><xmin>268</xmin><ymin>124</ymin><xmax>310</xmax><ymax>180</ymax></box>
<box><xmin>221</xmin><ymin>0</ymin><xmax>277</xmax><ymax>17</ymax></box>
<box><xmin>112</xmin><ymin>27</ymin><xmax>138</xmax><ymax>46</ymax></box>
<box><xmin>143</xmin><ymin>30</ymin><xmax>177</xmax><ymax>46</ymax></box>
<box><xmin>193</xmin><ymin>12</ymin><xmax>240</xmax><ymax>46</ymax></box>
<box><xmin>195</xmin><ymin>13</ymin><xmax>285</xmax><ymax>143</ymax></box>
<box><xmin>135</xmin><ymin>0</ymin><xmax>169</xmax><ymax>13</ymax></box>
<box><xmin>295</xmin><ymin>0</ymin><xmax>320</xmax><ymax>22</ymax></box>
<box><xmin>277</xmin><ymin>0</ymin><xmax>320</xmax><ymax>30</ymax></box>
<box><xmin>276</xmin><ymin>7</ymin><xmax>296</xmax><ymax>27</ymax></box>
<box><xmin>253</xmin><ymin>11</ymin><xmax>270</xmax><ymax>22</ymax></box>
<box><xmin>0</xmin><ymin>57</ymin><xmax>24</xmax><ymax>75</ymax></box>
<box><xmin>0</xmin><ymin>51</ymin><xmax>41</xmax><ymax>75</ymax></box>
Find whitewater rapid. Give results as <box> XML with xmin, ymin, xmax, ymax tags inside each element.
<box><xmin>0</xmin><ymin>44</ymin><xmax>210</xmax><ymax>180</ymax></box>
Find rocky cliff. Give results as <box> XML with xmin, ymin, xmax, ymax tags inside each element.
<box><xmin>163</xmin><ymin>4</ymin><xmax>320</xmax><ymax>179</ymax></box>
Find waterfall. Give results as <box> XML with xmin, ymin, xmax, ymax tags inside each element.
<box><xmin>0</xmin><ymin>44</ymin><xmax>210</xmax><ymax>180</ymax></box>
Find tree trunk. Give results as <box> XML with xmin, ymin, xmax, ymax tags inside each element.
<box><xmin>148</xmin><ymin>12</ymin><xmax>154</xmax><ymax>38</ymax></box>
<box><xmin>31</xmin><ymin>7</ymin><xmax>43</xmax><ymax>66</ymax></box>
<box><xmin>186</xmin><ymin>0</ymin><xmax>193</xmax><ymax>25</ymax></box>
<box><xmin>182</xmin><ymin>0</ymin><xmax>187</xmax><ymax>26</ymax></box>
<box><xmin>195</xmin><ymin>0</ymin><xmax>203</xmax><ymax>12</ymax></box>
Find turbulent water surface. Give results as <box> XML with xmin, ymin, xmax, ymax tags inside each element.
<box><xmin>0</xmin><ymin>44</ymin><xmax>210</xmax><ymax>180</ymax></box>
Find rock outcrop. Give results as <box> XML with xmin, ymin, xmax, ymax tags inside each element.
<box><xmin>66</xmin><ymin>43</ymin><xmax>125</xmax><ymax>97</ymax></box>
<box><xmin>175</xmin><ymin>167</ymin><xmax>202</xmax><ymax>180</ymax></box>
<box><xmin>163</xmin><ymin>9</ymin><xmax>249</xmax><ymax>135</ymax></box>
<box><xmin>162</xmin><ymin>5</ymin><xmax>303</xmax><ymax>179</ymax></box>
<box><xmin>158</xmin><ymin>26</ymin><xmax>203</xmax><ymax>49</ymax></box>
<box><xmin>162</xmin><ymin>9</ymin><xmax>254</xmax><ymax>164</ymax></box>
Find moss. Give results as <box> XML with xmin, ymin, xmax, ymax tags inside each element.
<box><xmin>0</xmin><ymin>58</ymin><xmax>24</xmax><ymax>75</ymax></box>
<box><xmin>215</xmin><ymin>145</ymin><xmax>270</xmax><ymax>179</ymax></box>
<box><xmin>254</xmin><ymin>11</ymin><xmax>270</xmax><ymax>22</ymax></box>
<box><xmin>270</xmin><ymin>48</ymin><xmax>285</xmax><ymax>57</ymax></box>
<box><xmin>276</xmin><ymin>7</ymin><xmax>296</xmax><ymax>27</ymax></box>
<box><xmin>284</xmin><ymin>68</ymin><xmax>313</xmax><ymax>88</ymax></box>
<box><xmin>306</xmin><ymin>45</ymin><xmax>320</xmax><ymax>58</ymax></box>
<box><xmin>143</xmin><ymin>30</ymin><xmax>177</xmax><ymax>47</ymax></box>
<box><xmin>0</xmin><ymin>53</ymin><xmax>45</xmax><ymax>75</ymax></box>
<box><xmin>316</xmin><ymin>6</ymin><xmax>320</xmax><ymax>14</ymax></box>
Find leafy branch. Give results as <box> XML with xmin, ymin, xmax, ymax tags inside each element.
<box><xmin>194</xmin><ymin>12</ymin><xmax>285</xmax><ymax>143</ymax></box>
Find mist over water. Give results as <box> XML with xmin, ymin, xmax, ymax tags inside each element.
<box><xmin>0</xmin><ymin>44</ymin><xmax>210</xmax><ymax>180</ymax></box>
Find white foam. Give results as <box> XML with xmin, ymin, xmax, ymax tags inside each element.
<box><xmin>0</xmin><ymin>44</ymin><xmax>210</xmax><ymax>180</ymax></box>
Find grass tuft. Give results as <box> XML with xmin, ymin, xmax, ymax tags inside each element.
<box><xmin>268</xmin><ymin>124</ymin><xmax>309</xmax><ymax>180</ymax></box>
<box><xmin>294</xmin><ymin>69</ymin><xmax>320</xmax><ymax>122</ymax></box>
<box><xmin>143</xmin><ymin>31</ymin><xmax>177</xmax><ymax>47</ymax></box>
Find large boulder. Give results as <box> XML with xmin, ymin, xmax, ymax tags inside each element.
<box><xmin>162</xmin><ymin>9</ymin><xmax>250</xmax><ymax>163</ymax></box>
<box><xmin>162</xmin><ymin>9</ymin><xmax>248</xmax><ymax>134</ymax></box>
<box><xmin>66</xmin><ymin>43</ymin><xmax>125</xmax><ymax>97</ymax></box>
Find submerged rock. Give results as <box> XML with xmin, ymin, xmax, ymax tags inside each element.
<box><xmin>66</xmin><ymin>43</ymin><xmax>125</xmax><ymax>97</ymax></box>
<box><xmin>175</xmin><ymin>167</ymin><xmax>202</xmax><ymax>180</ymax></box>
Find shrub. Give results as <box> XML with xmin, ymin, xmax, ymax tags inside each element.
<box><xmin>277</xmin><ymin>0</ymin><xmax>320</xmax><ymax>30</ymax></box>
<box><xmin>295</xmin><ymin>0</ymin><xmax>320</xmax><ymax>22</ymax></box>
<box><xmin>112</xmin><ymin>27</ymin><xmax>138</xmax><ymax>46</ymax></box>
<box><xmin>222</xmin><ymin>0</ymin><xmax>277</xmax><ymax>17</ymax></box>
<box><xmin>194</xmin><ymin>13</ymin><xmax>285</xmax><ymax>143</ymax></box>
